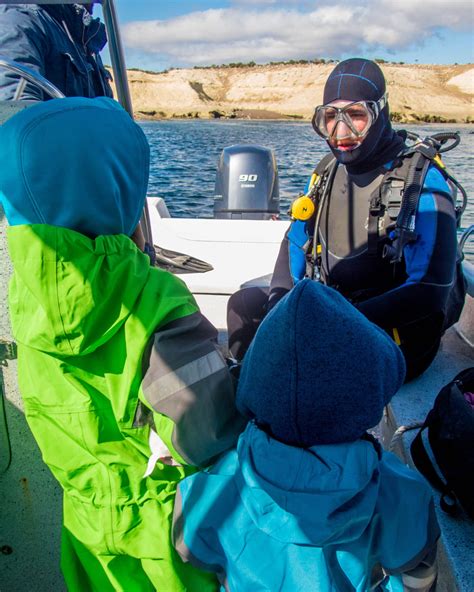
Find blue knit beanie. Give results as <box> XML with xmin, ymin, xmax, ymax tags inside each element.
<box><xmin>0</xmin><ymin>97</ymin><xmax>149</xmax><ymax>238</ymax></box>
<box><xmin>237</xmin><ymin>279</ymin><xmax>406</xmax><ymax>446</ymax></box>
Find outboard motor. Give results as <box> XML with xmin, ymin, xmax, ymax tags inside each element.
<box><xmin>213</xmin><ymin>144</ymin><xmax>280</xmax><ymax>219</ymax></box>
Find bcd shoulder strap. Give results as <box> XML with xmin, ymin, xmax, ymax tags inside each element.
<box><xmin>367</xmin><ymin>156</ymin><xmax>411</xmax><ymax>257</ymax></box>
<box><xmin>368</xmin><ymin>141</ymin><xmax>442</xmax><ymax>261</ymax></box>
<box><xmin>307</xmin><ymin>153</ymin><xmax>338</xmax><ymax>280</ymax></box>
<box><xmin>306</xmin><ymin>152</ymin><xmax>336</xmax><ymax>199</ymax></box>
<box><xmin>313</xmin><ymin>152</ymin><xmax>336</xmax><ymax>178</ymax></box>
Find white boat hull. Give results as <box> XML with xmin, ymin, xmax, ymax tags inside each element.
<box><xmin>148</xmin><ymin>197</ymin><xmax>289</xmax><ymax>328</ymax></box>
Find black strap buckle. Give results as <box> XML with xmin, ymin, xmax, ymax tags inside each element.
<box><xmin>414</xmin><ymin>142</ymin><xmax>438</xmax><ymax>160</ymax></box>
<box><xmin>369</xmin><ymin>195</ymin><xmax>385</xmax><ymax>217</ymax></box>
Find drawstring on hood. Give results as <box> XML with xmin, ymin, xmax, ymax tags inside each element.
<box><xmin>322</xmin><ymin>58</ymin><xmax>405</xmax><ymax>174</ymax></box>
<box><xmin>43</xmin><ymin>4</ymin><xmax>107</xmax><ymax>52</ymax></box>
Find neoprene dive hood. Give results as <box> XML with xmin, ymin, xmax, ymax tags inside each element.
<box><xmin>322</xmin><ymin>58</ymin><xmax>404</xmax><ymax>173</ymax></box>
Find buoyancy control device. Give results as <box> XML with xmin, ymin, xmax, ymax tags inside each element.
<box><xmin>377</xmin><ymin>131</ymin><xmax>467</xmax><ymax>263</ymax></box>
<box><xmin>292</xmin><ymin>131</ymin><xmax>468</xmax><ymax>278</ymax></box>
<box><xmin>213</xmin><ymin>145</ymin><xmax>280</xmax><ymax>220</ymax></box>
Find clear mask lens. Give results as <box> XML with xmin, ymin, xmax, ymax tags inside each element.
<box><xmin>312</xmin><ymin>94</ymin><xmax>387</xmax><ymax>142</ymax></box>
<box><xmin>313</xmin><ymin>102</ymin><xmax>373</xmax><ymax>140</ymax></box>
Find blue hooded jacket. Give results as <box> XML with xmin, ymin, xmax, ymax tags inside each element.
<box><xmin>174</xmin><ymin>281</ymin><xmax>439</xmax><ymax>592</ymax></box>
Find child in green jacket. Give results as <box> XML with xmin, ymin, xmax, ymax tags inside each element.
<box><xmin>0</xmin><ymin>97</ymin><xmax>244</xmax><ymax>591</ymax></box>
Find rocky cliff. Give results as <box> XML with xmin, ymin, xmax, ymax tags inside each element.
<box><xmin>114</xmin><ymin>62</ymin><xmax>473</xmax><ymax>123</ymax></box>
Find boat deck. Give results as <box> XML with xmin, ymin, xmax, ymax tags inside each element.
<box><xmin>1</xmin><ymin>207</ymin><xmax>473</xmax><ymax>591</ymax></box>
<box><xmin>381</xmin><ymin>323</ymin><xmax>473</xmax><ymax>592</ymax></box>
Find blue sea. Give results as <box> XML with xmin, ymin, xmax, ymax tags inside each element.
<box><xmin>141</xmin><ymin>121</ymin><xmax>474</xmax><ymax>261</ymax></box>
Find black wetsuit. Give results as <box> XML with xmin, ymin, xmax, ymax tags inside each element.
<box><xmin>266</xmin><ymin>160</ymin><xmax>460</xmax><ymax>380</ymax></box>
<box><xmin>228</xmin><ymin>58</ymin><xmax>464</xmax><ymax>380</ymax></box>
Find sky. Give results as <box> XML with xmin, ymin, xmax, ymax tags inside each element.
<box><xmin>97</xmin><ymin>0</ymin><xmax>474</xmax><ymax>71</ymax></box>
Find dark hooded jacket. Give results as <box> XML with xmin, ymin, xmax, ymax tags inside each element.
<box><xmin>0</xmin><ymin>4</ymin><xmax>113</xmax><ymax>100</ymax></box>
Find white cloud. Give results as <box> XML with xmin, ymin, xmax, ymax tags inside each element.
<box><xmin>122</xmin><ymin>0</ymin><xmax>473</xmax><ymax>67</ymax></box>
<box><xmin>231</xmin><ymin>0</ymin><xmax>279</xmax><ymax>4</ymax></box>
<box><xmin>230</xmin><ymin>0</ymin><xmax>306</xmax><ymax>4</ymax></box>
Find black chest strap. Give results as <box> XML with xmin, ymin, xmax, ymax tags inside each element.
<box><xmin>311</xmin><ymin>153</ymin><xmax>336</xmax><ymax>185</ymax></box>
<box><xmin>303</xmin><ymin>153</ymin><xmax>336</xmax><ymax>279</ymax></box>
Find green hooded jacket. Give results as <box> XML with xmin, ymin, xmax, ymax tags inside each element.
<box><xmin>8</xmin><ymin>224</ymin><xmax>221</xmax><ymax>591</ymax></box>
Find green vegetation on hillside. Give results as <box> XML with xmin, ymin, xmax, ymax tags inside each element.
<box><xmin>127</xmin><ymin>58</ymin><xmax>423</xmax><ymax>74</ymax></box>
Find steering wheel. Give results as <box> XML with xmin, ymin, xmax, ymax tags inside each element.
<box><xmin>0</xmin><ymin>55</ymin><xmax>65</xmax><ymax>100</ymax></box>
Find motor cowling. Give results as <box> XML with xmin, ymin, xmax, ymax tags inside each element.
<box><xmin>213</xmin><ymin>144</ymin><xmax>280</xmax><ymax>219</ymax></box>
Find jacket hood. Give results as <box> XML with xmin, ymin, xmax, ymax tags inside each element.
<box><xmin>237</xmin><ymin>280</ymin><xmax>405</xmax><ymax>446</ymax></box>
<box><xmin>0</xmin><ymin>97</ymin><xmax>149</xmax><ymax>238</ymax></box>
<box><xmin>8</xmin><ymin>225</ymin><xmax>150</xmax><ymax>357</ymax></box>
<box><xmin>235</xmin><ymin>422</ymin><xmax>381</xmax><ymax>546</ymax></box>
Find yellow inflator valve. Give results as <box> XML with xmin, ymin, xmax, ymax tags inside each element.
<box><xmin>291</xmin><ymin>195</ymin><xmax>315</xmax><ymax>221</ymax></box>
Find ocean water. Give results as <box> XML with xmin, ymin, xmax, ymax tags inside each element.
<box><xmin>141</xmin><ymin>120</ymin><xmax>474</xmax><ymax>261</ymax></box>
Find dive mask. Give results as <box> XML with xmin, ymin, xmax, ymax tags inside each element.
<box><xmin>312</xmin><ymin>93</ymin><xmax>388</xmax><ymax>141</ymax></box>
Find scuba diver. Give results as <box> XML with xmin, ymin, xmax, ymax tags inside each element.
<box><xmin>0</xmin><ymin>3</ymin><xmax>112</xmax><ymax>100</ymax></box>
<box><xmin>228</xmin><ymin>58</ymin><xmax>466</xmax><ymax>381</ymax></box>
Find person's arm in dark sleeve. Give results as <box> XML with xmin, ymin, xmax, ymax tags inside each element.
<box><xmin>0</xmin><ymin>7</ymin><xmax>49</xmax><ymax>101</ymax></box>
<box><xmin>140</xmin><ymin>311</ymin><xmax>247</xmax><ymax>467</ymax></box>
<box><xmin>268</xmin><ymin>226</ymin><xmax>294</xmax><ymax>310</ymax></box>
<box><xmin>356</xmin><ymin>167</ymin><xmax>458</xmax><ymax>328</ymax></box>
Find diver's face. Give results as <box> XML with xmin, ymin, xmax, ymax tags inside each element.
<box><xmin>324</xmin><ymin>100</ymin><xmax>369</xmax><ymax>152</ymax></box>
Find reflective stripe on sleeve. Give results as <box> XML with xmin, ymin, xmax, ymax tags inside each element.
<box><xmin>144</xmin><ymin>349</ymin><xmax>227</xmax><ymax>408</ymax></box>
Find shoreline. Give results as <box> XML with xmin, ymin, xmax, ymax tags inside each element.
<box><xmin>136</xmin><ymin>112</ymin><xmax>474</xmax><ymax>125</ymax></box>
<box><xmin>121</xmin><ymin>62</ymin><xmax>474</xmax><ymax>125</ymax></box>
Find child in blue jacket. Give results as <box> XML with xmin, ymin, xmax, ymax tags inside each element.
<box><xmin>173</xmin><ymin>279</ymin><xmax>439</xmax><ymax>591</ymax></box>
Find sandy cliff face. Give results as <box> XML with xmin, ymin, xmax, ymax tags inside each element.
<box><xmin>115</xmin><ymin>63</ymin><xmax>473</xmax><ymax>122</ymax></box>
